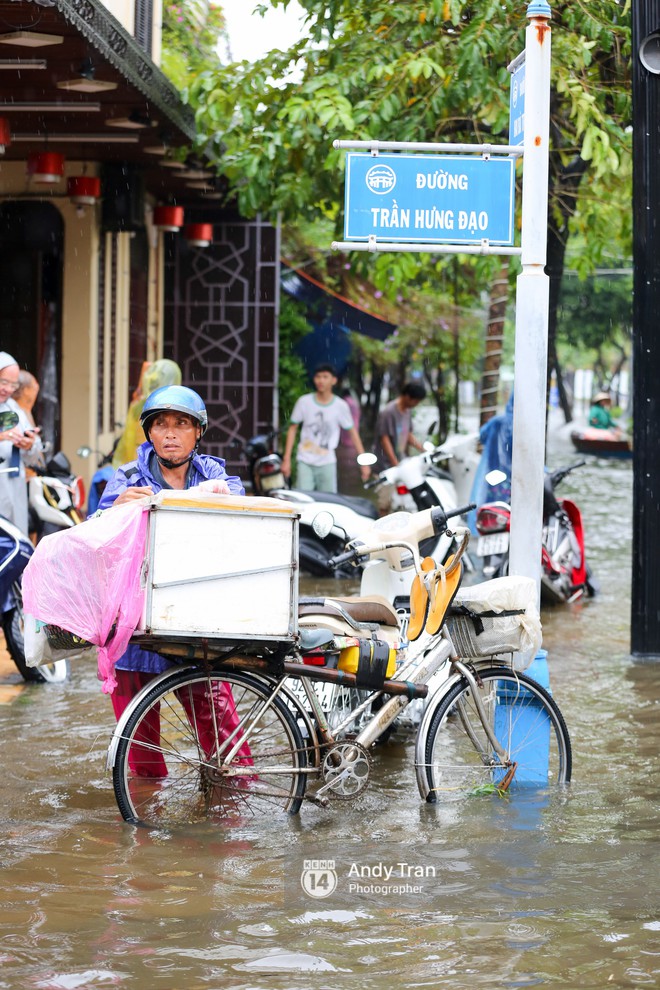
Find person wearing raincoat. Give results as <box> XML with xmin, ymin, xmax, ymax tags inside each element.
<box><xmin>98</xmin><ymin>384</ymin><xmax>246</xmax><ymax>772</ymax></box>
<box><xmin>111</xmin><ymin>358</ymin><xmax>182</xmax><ymax>469</ymax></box>
<box><xmin>468</xmin><ymin>392</ymin><xmax>514</xmax><ymax>532</ymax></box>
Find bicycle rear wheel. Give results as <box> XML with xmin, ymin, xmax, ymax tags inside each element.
<box><xmin>423</xmin><ymin>667</ymin><xmax>571</xmax><ymax>801</ymax></box>
<box><xmin>112</xmin><ymin>668</ymin><xmax>308</xmax><ymax>827</ymax></box>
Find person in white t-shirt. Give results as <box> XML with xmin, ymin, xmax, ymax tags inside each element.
<box><xmin>281</xmin><ymin>364</ymin><xmax>371</xmax><ymax>492</ymax></box>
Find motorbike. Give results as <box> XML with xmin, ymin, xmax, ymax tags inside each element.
<box><xmin>233</xmin><ymin>432</ymin><xmax>381</xmax><ymax>578</ymax></box>
<box><xmin>77</xmin><ymin>443</ymin><xmax>118</xmax><ymax>516</ymax></box>
<box><xmin>28</xmin><ymin>451</ymin><xmax>86</xmax><ymax>539</ymax></box>
<box><xmin>386</xmin><ymin>432</ymin><xmax>481</xmax><ymax>516</ymax></box>
<box><xmin>306</xmin><ymin>499</ymin><xmax>480</xmax><ymax>734</ymax></box>
<box><xmin>474</xmin><ymin>460</ymin><xmax>598</xmax><ymax>605</ymax></box>
<box><xmin>359</xmin><ymin>433</ymin><xmax>480</xmax><ymax>583</ymax></box>
<box><xmin>237</xmin><ymin>431</ymin><xmax>288</xmax><ymax>495</ymax></box>
<box><xmin>0</xmin><ymin>511</ymin><xmax>68</xmax><ymax>683</ymax></box>
<box><xmin>235</xmin><ymin>431</ymin><xmax>478</xmax><ymax>579</ymax></box>
<box><xmin>0</xmin><ymin>410</ymin><xmax>71</xmax><ymax>681</ymax></box>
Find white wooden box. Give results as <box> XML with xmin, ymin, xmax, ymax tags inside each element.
<box><xmin>137</xmin><ymin>491</ymin><xmax>299</xmax><ymax>641</ymax></box>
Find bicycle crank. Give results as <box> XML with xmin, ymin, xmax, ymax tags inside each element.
<box><xmin>316</xmin><ymin>741</ymin><xmax>371</xmax><ymax>799</ymax></box>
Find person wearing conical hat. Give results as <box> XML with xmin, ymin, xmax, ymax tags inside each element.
<box><xmin>588</xmin><ymin>391</ymin><xmax>619</xmax><ymax>431</ymax></box>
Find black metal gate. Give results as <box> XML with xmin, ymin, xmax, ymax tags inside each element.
<box><xmin>163</xmin><ymin>214</ymin><xmax>280</xmax><ymax>478</ymax></box>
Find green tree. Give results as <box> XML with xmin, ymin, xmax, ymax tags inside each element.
<box><xmin>277</xmin><ymin>295</ymin><xmax>311</xmax><ymax>422</ymax></box>
<box><xmin>557</xmin><ymin>268</ymin><xmax>632</xmax><ymax>390</ymax></box>
<box><xmin>189</xmin><ymin>1</ymin><xmax>631</xmax><ymax>421</ymax></box>
<box><xmin>161</xmin><ymin>0</ymin><xmax>227</xmax><ymax>93</ymax></box>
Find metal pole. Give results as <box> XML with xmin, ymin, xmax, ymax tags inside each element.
<box><xmin>631</xmin><ymin>0</ymin><xmax>660</xmax><ymax>657</ymax></box>
<box><xmin>333</xmin><ymin>139</ymin><xmax>523</xmax><ymax>156</ymax></box>
<box><xmin>508</xmin><ymin>2</ymin><xmax>552</xmax><ymax>595</ymax></box>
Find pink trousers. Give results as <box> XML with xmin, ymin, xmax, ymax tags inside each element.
<box><xmin>111</xmin><ymin>668</ymin><xmax>253</xmax><ymax>777</ymax></box>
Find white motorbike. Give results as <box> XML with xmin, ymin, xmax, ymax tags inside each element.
<box><xmin>359</xmin><ymin>433</ymin><xmax>480</xmax><ymax>587</ymax></box>
<box><xmin>381</xmin><ymin>432</ymin><xmax>480</xmax><ymax>514</ymax></box>
<box><xmin>305</xmin><ymin>501</ymin><xmax>477</xmax><ymax>733</ymax></box>
<box><xmin>271</xmin><ymin>433</ymin><xmax>479</xmax><ymax>580</ymax></box>
<box><xmin>28</xmin><ymin>451</ymin><xmax>85</xmax><ymax>539</ymax></box>
<box><xmin>269</xmin><ymin>486</ymin><xmax>380</xmax><ymax>578</ymax></box>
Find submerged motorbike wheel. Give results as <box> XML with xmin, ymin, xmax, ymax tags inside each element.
<box><xmin>585</xmin><ymin>563</ymin><xmax>599</xmax><ymax>598</ymax></box>
<box><xmin>2</xmin><ymin>595</ymin><xmax>69</xmax><ymax>684</ymax></box>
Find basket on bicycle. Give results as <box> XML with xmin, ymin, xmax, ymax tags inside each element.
<box><xmin>43</xmin><ymin>624</ymin><xmax>93</xmax><ymax>652</ymax></box>
<box><xmin>445</xmin><ymin>575</ymin><xmax>542</xmax><ymax>667</ymax></box>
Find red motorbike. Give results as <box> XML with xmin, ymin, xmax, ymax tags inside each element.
<box><xmin>474</xmin><ymin>460</ymin><xmax>598</xmax><ymax>605</ymax></box>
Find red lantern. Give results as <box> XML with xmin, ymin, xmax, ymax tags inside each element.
<box><xmin>0</xmin><ymin>117</ymin><xmax>11</xmax><ymax>153</ymax></box>
<box><xmin>184</xmin><ymin>223</ymin><xmax>213</xmax><ymax>248</ymax></box>
<box><xmin>27</xmin><ymin>151</ymin><xmax>65</xmax><ymax>183</ymax></box>
<box><xmin>153</xmin><ymin>205</ymin><xmax>184</xmax><ymax>231</ymax></box>
<box><xmin>67</xmin><ymin>175</ymin><xmax>101</xmax><ymax>206</ymax></box>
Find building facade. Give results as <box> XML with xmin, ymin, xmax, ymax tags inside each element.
<box><xmin>0</xmin><ymin>0</ymin><xmax>279</xmax><ymax>488</ymax></box>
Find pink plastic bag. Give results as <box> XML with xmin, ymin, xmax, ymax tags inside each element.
<box><xmin>22</xmin><ymin>502</ymin><xmax>149</xmax><ymax>694</ymax></box>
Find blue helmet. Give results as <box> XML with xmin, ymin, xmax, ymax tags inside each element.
<box><xmin>140</xmin><ymin>385</ymin><xmax>208</xmax><ymax>437</ymax></box>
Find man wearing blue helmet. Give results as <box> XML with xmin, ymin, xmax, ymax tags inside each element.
<box><xmin>99</xmin><ymin>385</ymin><xmax>244</xmax><ymax>509</ymax></box>
<box><xmin>98</xmin><ymin>385</ymin><xmax>245</xmax><ymax>743</ymax></box>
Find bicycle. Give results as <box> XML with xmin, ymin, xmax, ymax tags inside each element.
<box><xmin>107</xmin><ymin>506</ymin><xmax>571</xmax><ymax>827</ymax></box>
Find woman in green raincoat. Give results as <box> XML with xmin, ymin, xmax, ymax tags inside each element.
<box><xmin>112</xmin><ymin>359</ymin><xmax>182</xmax><ymax>468</ymax></box>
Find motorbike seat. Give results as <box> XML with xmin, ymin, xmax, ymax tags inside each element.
<box><xmin>298</xmin><ymin>490</ymin><xmax>379</xmax><ymax>520</ymax></box>
<box><xmin>299</xmin><ymin>594</ymin><xmax>399</xmax><ymax>628</ymax></box>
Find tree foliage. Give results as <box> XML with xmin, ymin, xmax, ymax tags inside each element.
<box><xmin>277</xmin><ymin>295</ymin><xmax>312</xmax><ymax>422</ymax></box>
<box><xmin>184</xmin><ymin>1</ymin><xmax>631</xmax><ymax>426</ymax></box>
<box><xmin>194</xmin><ymin>1</ymin><xmax>630</xmax><ymax>233</ymax></box>
<box><xmin>161</xmin><ymin>0</ymin><xmax>227</xmax><ymax>92</ymax></box>
<box><xmin>558</xmin><ymin>269</ymin><xmax>632</xmax><ymax>354</ymax></box>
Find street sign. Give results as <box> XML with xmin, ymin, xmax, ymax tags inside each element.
<box><xmin>344</xmin><ymin>153</ymin><xmax>516</xmax><ymax>246</ymax></box>
<box><xmin>509</xmin><ymin>53</ymin><xmax>526</xmax><ymax>146</ymax></box>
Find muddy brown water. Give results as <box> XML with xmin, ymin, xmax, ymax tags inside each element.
<box><xmin>0</xmin><ymin>422</ymin><xmax>657</xmax><ymax>989</ymax></box>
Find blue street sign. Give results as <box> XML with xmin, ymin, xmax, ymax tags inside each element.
<box><xmin>344</xmin><ymin>153</ymin><xmax>516</xmax><ymax>246</ymax></box>
<box><xmin>509</xmin><ymin>55</ymin><xmax>526</xmax><ymax>146</ymax></box>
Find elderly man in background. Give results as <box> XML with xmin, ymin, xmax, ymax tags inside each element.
<box><xmin>0</xmin><ymin>352</ymin><xmax>43</xmax><ymax>534</ymax></box>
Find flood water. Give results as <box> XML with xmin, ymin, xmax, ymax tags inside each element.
<box><xmin>1</xmin><ymin>417</ymin><xmax>658</xmax><ymax>989</ymax></box>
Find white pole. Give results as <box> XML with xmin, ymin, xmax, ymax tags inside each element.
<box><xmin>509</xmin><ymin>1</ymin><xmax>552</xmax><ymax>594</ymax></box>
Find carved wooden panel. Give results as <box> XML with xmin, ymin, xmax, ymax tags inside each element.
<box><xmin>163</xmin><ymin>216</ymin><xmax>279</xmax><ymax>475</ymax></box>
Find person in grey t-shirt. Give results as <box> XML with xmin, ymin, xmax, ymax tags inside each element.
<box><xmin>374</xmin><ymin>380</ymin><xmax>427</xmax><ymax>513</ymax></box>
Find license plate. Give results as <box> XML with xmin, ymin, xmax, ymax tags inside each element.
<box><xmin>476</xmin><ymin>532</ymin><xmax>510</xmax><ymax>556</ymax></box>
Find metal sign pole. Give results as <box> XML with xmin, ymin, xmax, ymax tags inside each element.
<box><xmin>508</xmin><ymin>1</ymin><xmax>552</xmax><ymax>594</ymax></box>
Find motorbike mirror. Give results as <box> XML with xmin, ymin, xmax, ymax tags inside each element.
<box><xmin>485</xmin><ymin>469</ymin><xmax>508</xmax><ymax>487</ymax></box>
<box><xmin>357</xmin><ymin>452</ymin><xmax>377</xmax><ymax>467</ymax></box>
<box><xmin>312</xmin><ymin>510</ymin><xmax>336</xmax><ymax>540</ymax></box>
<box><xmin>0</xmin><ymin>410</ymin><xmax>19</xmax><ymax>432</ymax></box>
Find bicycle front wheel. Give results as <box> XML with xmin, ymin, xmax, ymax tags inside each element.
<box><xmin>423</xmin><ymin>667</ymin><xmax>571</xmax><ymax>800</ymax></box>
<box><xmin>112</xmin><ymin>668</ymin><xmax>308</xmax><ymax>827</ymax></box>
